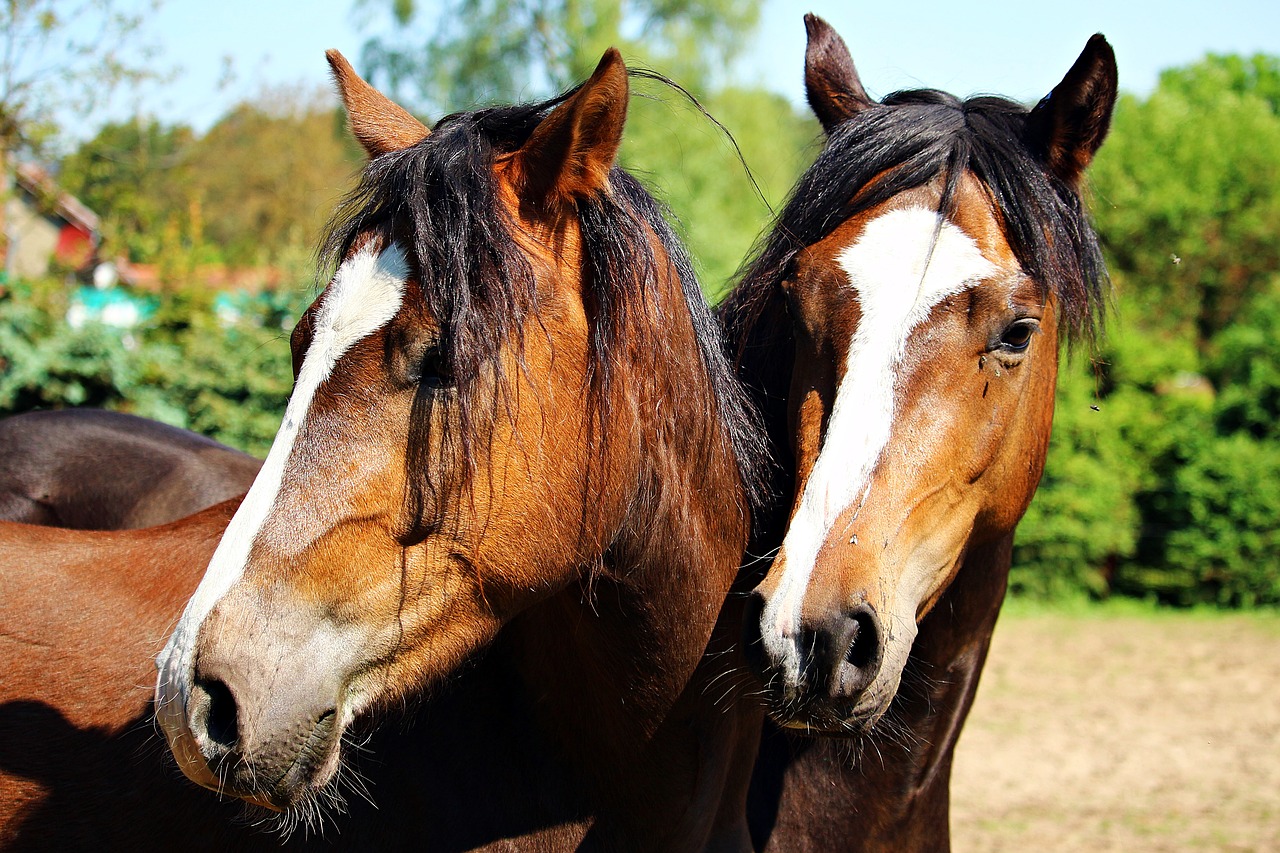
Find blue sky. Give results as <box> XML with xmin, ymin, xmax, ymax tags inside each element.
<box><xmin>105</xmin><ymin>0</ymin><xmax>1280</xmax><ymax>134</ymax></box>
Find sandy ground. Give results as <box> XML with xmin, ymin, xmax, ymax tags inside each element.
<box><xmin>950</xmin><ymin>607</ymin><xmax>1280</xmax><ymax>852</ymax></box>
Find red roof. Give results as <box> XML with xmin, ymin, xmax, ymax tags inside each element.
<box><xmin>14</xmin><ymin>162</ymin><xmax>101</xmax><ymax>238</ymax></box>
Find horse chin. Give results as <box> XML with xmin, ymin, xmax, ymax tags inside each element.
<box><xmin>773</xmin><ymin>688</ymin><xmax>895</xmax><ymax>737</ymax></box>
<box><xmin>238</xmin><ymin>773</ymin><xmax>356</xmax><ymax>841</ymax></box>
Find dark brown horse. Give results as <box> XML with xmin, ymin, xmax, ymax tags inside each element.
<box><xmin>139</xmin><ymin>48</ymin><xmax>763</xmax><ymax>849</ymax></box>
<box><xmin>724</xmin><ymin>17</ymin><xmax>1116</xmax><ymax>851</ymax></box>
<box><xmin>0</xmin><ymin>408</ymin><xmax>260</xmax><ymax>529</ymax></box>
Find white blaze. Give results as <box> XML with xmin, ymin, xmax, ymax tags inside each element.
<box><xmin>762</xmin><ymin>207</ymin><xmax>996</xmax><ymax>671</ymax></box>
<box><xmin>155</xmin><ymin>243</ymin><xmax>410</xmax><ymax>740</ymax></box>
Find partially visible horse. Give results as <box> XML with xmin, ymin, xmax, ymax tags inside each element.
<box><xmin>0</xmin><ymin>501</ymin><xmax>286</xmax><ymax>851</ymax></box>
<box><xmin>0</xmin><ymin>409</ymin><xmax>260</xmax><ymax>529</ymax></box>
<box><xmin>142</xmin><ymin>48</ymin><xmax>764</xmax><ymax>849</ymax></box>
<box><xmin>723</xmin><ymin>16</ymin><xmax>1117</xmax><ymax>851</ymax></box>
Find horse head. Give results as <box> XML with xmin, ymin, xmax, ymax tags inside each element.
<box><xmin>736</xmin><ymin>16</ymin><xmax>1116</xmax><ymax>735</ymax></box>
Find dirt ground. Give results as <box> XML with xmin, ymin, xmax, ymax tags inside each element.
<box><xmin>950</xmin><ymin>606</ymin><xmax>1280</xmax><ymax>852</ymax></box>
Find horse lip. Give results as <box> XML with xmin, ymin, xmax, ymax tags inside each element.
<box><xmin>766</xmin><ymin>685</ymin><xmax>890</xmax><ymax>736</ymax></box>
<box><xmin>244</xmin><ymin>793</ymin><xmax>287</xmax><ymax>813</ymax></box>
<box><xmin>261</xmin><ymin>708</ymin><xmax>343</xmax><ymax>808</ymax></box>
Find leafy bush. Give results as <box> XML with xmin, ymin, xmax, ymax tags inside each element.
<box><xmin>0</xmin><ymin>280</ymin><xmax>137</xmax><ymax>411</ymax></box>
<box><xmin>1160</xmin><ymin>433</ymin><xmax>1280</xmax><ymax>606</ymax></box>
<box><xmin>1011</xmin><ymin>354</ymin><xmax>1142</xmax><ymax>598</ymax></box>
<box><xmin>0</xmin><ymin>275</ymin><xmax>304</xmax><ymax>457</ymax></box>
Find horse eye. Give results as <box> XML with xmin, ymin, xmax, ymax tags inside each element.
<box><xmin>999</xmin><ymin>320</ymin><xmax>1038</xmax><ymax>352</ymax></box>
<box><xmin>419</xmin><ymin>347</ymin><xmax>454</xmax><ymax>390</ymax></box>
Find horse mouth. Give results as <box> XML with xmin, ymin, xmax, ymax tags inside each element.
<box><xmin>774</xmin><ymin>701</ymin><xmax>889</xmax><ymax>737</ymax></box>
<box><xmin>270</xmin><ymin>709</ymin><xmax>342</xmax><ymax>807</ymax></box>
<box><xmin>199</xmin><ymin>708</ymin><xmax>345</xmax><ymax>811</ymax></box>
<box><xmin>766</xmin><ymin>689</ymin><xmax>891</xmax><ymax>737</ymax></box>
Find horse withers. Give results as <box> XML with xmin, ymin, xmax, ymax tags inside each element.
<box><xmin>0</xmin><ymin>409</ymin><xmax>260</xmax><ymax>529</ymax></box>
<box><xmin>724</xmin><ymin>17</ymin><xmax>1117</xmax><ymax>851</ymax></box>
<box><xmin>151</xmin><ymin>48</ymin><xmax>765</xmax><ymax>849</ymax></box>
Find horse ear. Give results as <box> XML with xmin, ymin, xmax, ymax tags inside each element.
<box><xmin>804</xmin><ymin>13</ymin><xmax>875</xmax><ymax>133</ymax></box>
<box><xmin>326</xmin><ymin>49</ymin><xmax>429</xmax><ymax>158</ymax></box>
<box><xmin>1025</xmin><ymin>34</ymin><xmax>1118</xmax><ymax>185</ymax></box>
<box><xmin>515</xmin><ymin>48</ymin><xmax>628</xmax><ymax>205</ymax></box>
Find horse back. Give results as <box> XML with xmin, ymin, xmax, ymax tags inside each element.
<box><xmin>0</xmin><ymin>501</ymin><xmax>262</xmax><ymax>850</ymax></box>
<box><xmin>0</xmin><ymin>409</ymin><xmax>260</xmax><ymax>530</ymax></box>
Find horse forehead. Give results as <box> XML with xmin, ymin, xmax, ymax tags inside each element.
<box><xmin>834</xmin><ymin>206</ymin><xmax>999</xmax><ymax>325</ymax></box>
<box><xmin>318</xmin><ymin>243</ymin><xmax>411</xmax><ymax>351</ymax></box>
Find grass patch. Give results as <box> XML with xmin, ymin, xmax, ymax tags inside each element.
<box><xmin>1000</xmin><ymin>593</ymin><xmax>1280</xmax><ymax>624</ymax></box>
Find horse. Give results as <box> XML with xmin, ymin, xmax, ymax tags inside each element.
<box><xmin>137</xmin><ymin>47</ymin><xmax>765</xmax><ymax>850</ymax></box>
<box><xmin>0</xmin><ymin>408</ymin><xmax>261</xmax><ymax>529</ymax></box>
<box><xmin>721</xmin><ymin>16</ymin><xmax>1117</xmax><ymax>851</ymax></box>
<box><xmin>0</xmin><ymin>500</ymin><xmax>296</xmax><ymax>851</ymax></box>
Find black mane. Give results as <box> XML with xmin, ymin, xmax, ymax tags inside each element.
<box><xmin>321</xmin><ymin>92</ymin><xmax>766</xmax><ymax>534</ymax></box>
<box><xmin>724</xmin><ymin>88</ymin><xmax>1109</xmax><ymax>348</ymax></box>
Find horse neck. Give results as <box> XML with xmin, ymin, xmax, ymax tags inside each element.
<box><xmin>508</xmin><ymin>270</ymin><xmax>752</xmax><ymax>776</ymax></box>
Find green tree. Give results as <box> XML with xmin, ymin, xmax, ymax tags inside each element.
<box><xmin>1013</xmin><ymin>52</ymin><xmax>1280</xmax><ymax>605</ymax></box>
<box><xmin>1145</xmin><ymin>284</ymin><xmax>1280</xmax><ymax>606</ymax></box>
<box><xmin>354</xmin><ymin>0</ymin><xmax>809</xmax><ymax>296</ymax></box>
<box><xmin>183</xmin><ymin>91</ymin><xmax>362</xmax><ymax>266</ymax></box>
<box><xmin>1089</xmin><ymin>54</ymin><xmax>1280</xmax><ymax>346</ymax></box>
<box><xmin>0</xmin><ymin>0</ymin><xmax>162</xmax><ymax>269</ymax></box>
<box><xmin>358</xmin><ymin>0</ymin><xmax>759</xmax><ymax>112</ymax></box>
<box><xmin>59</xmin><ymin>89</ymin><xmax>364</xmax><ymax>271</ymax></box>
<box><xmin>58</xmin><ymin>118</ymin><xmax>196</xmax><ymax>263</ymax></box>
<box><xmin>1206</xmin><ymin>282</ymin><xmax>1280</xmax><ymax>442</ymax></box>
<box><xmin>621</xmin><ymin>84</ymin><xmax>817</xmax><ymax>294</ymax></box>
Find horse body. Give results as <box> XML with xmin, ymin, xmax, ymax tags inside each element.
<box><xmin>0</xmin><ymin>409</ymin><xmax>260</xmax><ymax>529</ymax></box>
<box><xmin>725</xmin><ymin>16</ymin><xmax>1116</xmax><ymax>851</ymax></box>
<box><xmin>0</xmin><ymin>503</ymin><xmax>279</xmax><ymax>851</ymax></box>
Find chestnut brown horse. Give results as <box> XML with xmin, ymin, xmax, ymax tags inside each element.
<box><xmin>724</xmin><ymin>17</ymin><xmax>1116</xmax><ymax>851</ymax></box>
<box><xmin>139</xmin><ymin>48</ymin><xmax>764</xmax><ymax>849</ymax></box>
<box><xmin>0</xmin><ymin>409</ymin><xmax>261</xmax><ymax>529</ymax></box>
<box><xmin>0</xmin><ymin>501</ymin><xmax>290</xmax><ymax>851</ymax></box>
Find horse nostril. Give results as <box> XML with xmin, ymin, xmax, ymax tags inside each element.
<box><xmin>845</xmin><ymin>604</ymin><xmax>881</xmax><ymax>671</ymax></box>
<box><xmin>193</xmin><ymin>675</ymin><xmax>239</xmax><ymax>752</ymax></box>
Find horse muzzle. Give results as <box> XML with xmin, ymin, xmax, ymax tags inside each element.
<box><xmin>743</xmin><ymin>588</ymin><xmax>900</xmax><ymax>733</ymax></box>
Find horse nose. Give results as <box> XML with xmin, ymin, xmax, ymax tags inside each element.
<box><xmin>803</xmin><ymin>601</ymin><xmax>884</xmax><ymax>701</ymax></box>
<box><xmin>187</xmin><ymin>644</ymin><xmax>345</xmax><ymax>806</ymax></box>
<box><xmin>186</xmin><ymin>650</ymin><xmax>244</xmax><ymax>763</ymax></box>
<box><xmin>188</xmin><ymin>667</ymin><xmax>240</xmax><ymax>760</ymax></box>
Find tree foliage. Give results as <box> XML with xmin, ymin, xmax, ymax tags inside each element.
<box><xmin>59</xmin><ymin>119</ymin><xmax>196</xmax><ymax>263</ymax></box>
<box><xmin>621</xmin><ymin>84</ymin><xmax>817</xmax><ymax>294</ymax></box>
<box><xmin>358</xmin><ymin>0</ymin><xmax>759</xmax><ymax>113</ymax></box>
<box><xmin>1012</xmin><ymin>53</ymin><xmax>1280</xmax><ymax>606</ymax></box>
<box><xmin>1089</xmin><ymin>54</ymin><xmax>1280</xmax><ymax>346</ymax></box>
<box><xmin>184</xmin><ymin>93</ymin><xmax>362</xmax><ymax>266</ymax></box>
<box><xmin>0</xmin><ymin>0</ymin><xmax>159</xmax><ymax>157</ymax></box>
<box><xmin>59</xmin><ymin>91</ymin><xmax>362</xmax><ymax>269</ymax></box>
<box><xmin>355</xmin><ymin>0</ymin><xmax>809</xmax><ymax>295</ymax></box>
<box><xmin>0</xmin><ymin>0</ymin><xmax>163</xmax><ymax>269</ymax></box>
<box><xmin>0</xmin><ymin>276</ymin><xmax>301</xmax><ymax>456</ymax></box>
